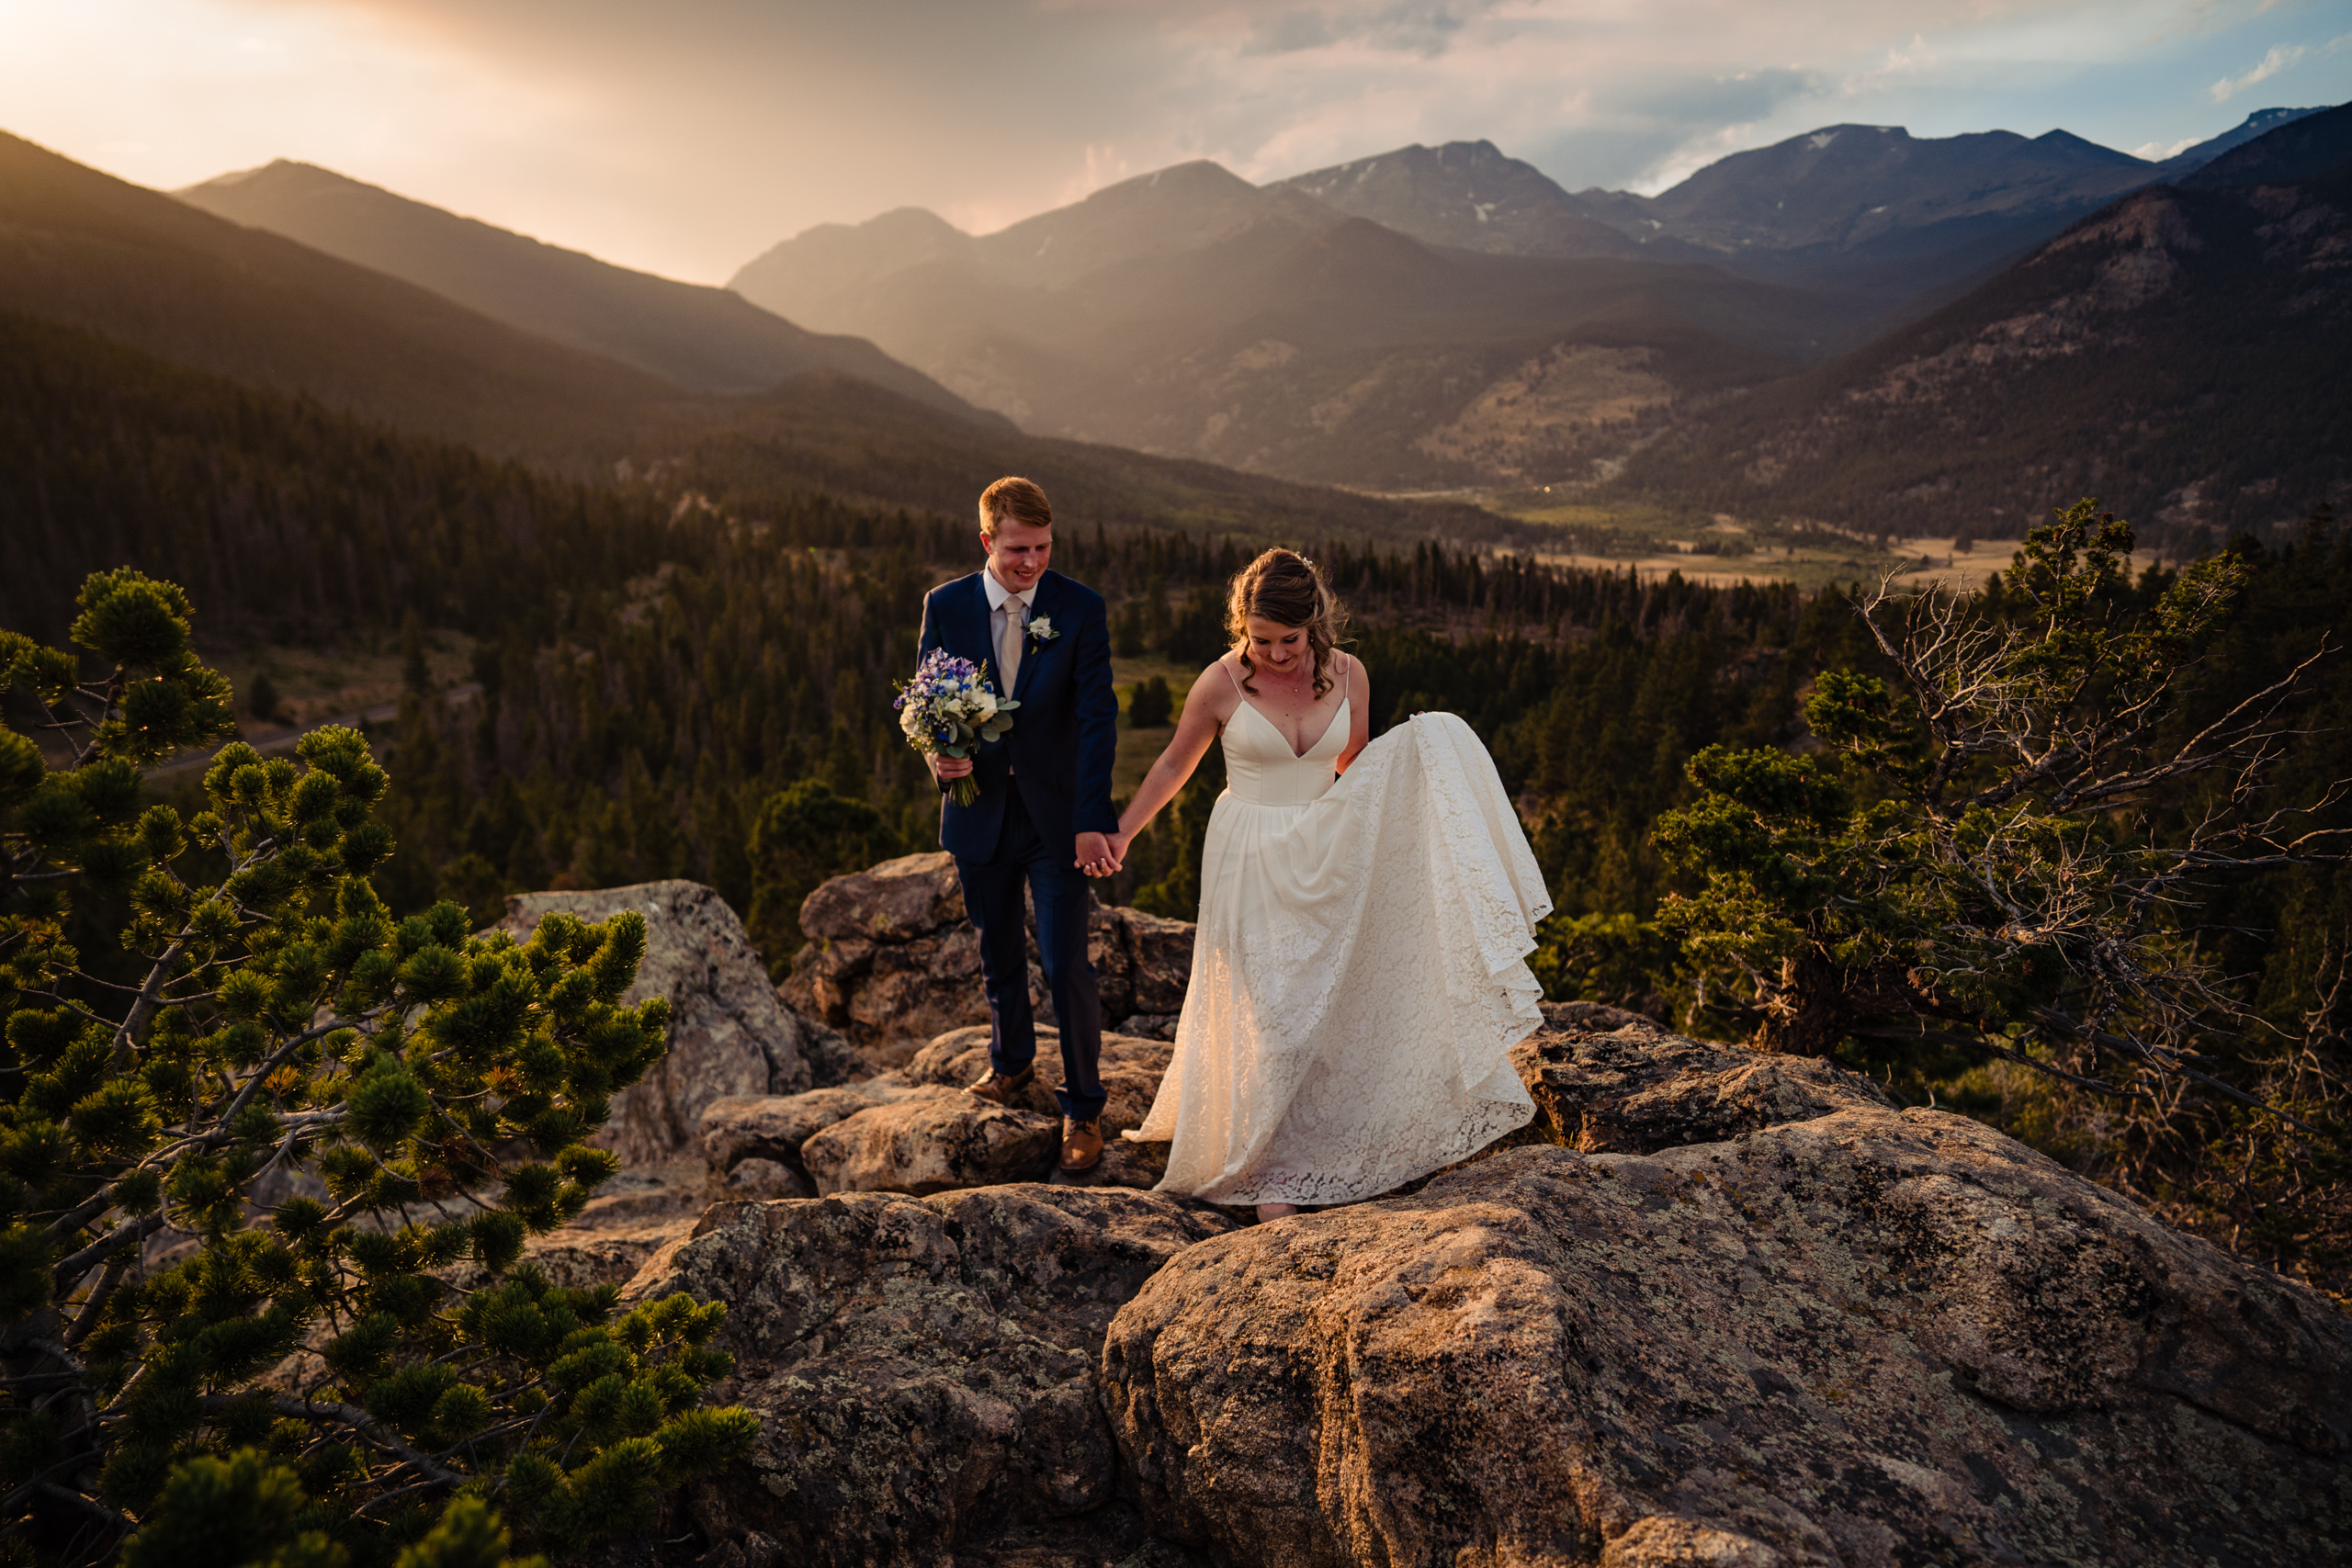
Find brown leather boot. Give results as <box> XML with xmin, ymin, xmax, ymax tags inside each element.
<box><xmin>968</xmin><ymin>1063</ymin><xmax>1035</xmax><ymax>1107</ymax></box>
<box><xmin>1059</xmin><ymin>1116</ymin><xmax>1103</xmax><ymax>1173</ymax></box>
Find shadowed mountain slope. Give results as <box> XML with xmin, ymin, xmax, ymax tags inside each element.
<box><xmin>1620</xmin><ymin>158</ymin><xmax>2352</xmax><ymax>544</ymax></box>
<box><xmin>175</xmin><ymin>160</ymin><xmax>995</xmax><ymax>423</ymax></box>
<box><xmin>0</xmin><ymin>130</ymin><xmax>693</xmax><ymax>463</ymax></box>
<box><xmin>647</xmin><ymin>369</ymin><xmax>1524</xmax><ymax>546</ymax></box>
<box><xmin>0</xmin><ymin>309</ymin><xmax>674</xmax><ymax>645</ymax></box>
<box><xmin>2184</xmin><ymin>101</ymin><xmax>2352</xmax><ymax>188</ymax></box>
<box><xmin>731</xmin><ymin>162</ymin><xmax>1848</xmax><ymax>488</ymax></box>
<box><xmin>2159</xmin><ymin>105</ymin><xmax>2332</xmax><ymax>176</ymax></box>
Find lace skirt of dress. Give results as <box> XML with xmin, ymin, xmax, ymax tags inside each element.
<box><xmin>1126</xmin><ymin>713</ymin><xmax>1551</xmax><ymax>1206</ymax></box>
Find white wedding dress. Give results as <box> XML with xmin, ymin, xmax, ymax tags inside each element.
<box><xmin>1125</xmin><ymin>676</ymin><xmax>1551</xmax><ymax>1207</ymax></box>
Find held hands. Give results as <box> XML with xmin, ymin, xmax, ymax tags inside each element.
<box><xmin>1076</xmin><ymin>830</ymin><xmax>1125</xmax><ymax>878</ymax></box>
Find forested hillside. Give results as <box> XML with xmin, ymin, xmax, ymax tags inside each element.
<box><xmin>0</xmin><ymin>312</ymin><xmax>673</xmax><ymax>645</ymax></box>
<box><xmin>1622</xmin><ymin>164</ymin><xmax>2352</xmax><ymax>547</ymax></box>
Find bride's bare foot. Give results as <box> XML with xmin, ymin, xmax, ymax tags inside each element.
<box><xmin>1255</xmin><ymin>1201</ymin><xmax>1298</xmax><ymax>1223</ymax></box>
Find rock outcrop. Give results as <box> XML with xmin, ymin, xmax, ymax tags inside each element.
<box><xmin>1102</xmin><ymin>1109</ymin><xmax>2352</xmax><ymax>1567</ymax></box>
<box><xmin>696</xmin><ymin>1026</ymin><xmax>1177</xmax><ymax>1197</ymax></box>
<box><xmin>628</xmin><ymin>1185</ymin><xmax>1238</xmax><ymax>1568</ymax></box>
<box><xmin>785</xmin><ymin>852</ymin><xmax>1193</xmax><ymax>1064</ymax></box>
<box><xmin>495</xmin><ymin>881</ymin><xmax>855</xmax><ymax>1164</ymax></box>
<box><xmin>1507</xmin><ymin>1000</ymin><xmax>1894</xmax><ymax>1153</ymax></box>
<box><xmin>624</xmin><ymin>996</ymin><xmax>2352</xmax><ymax>1567</ymax></box>
<box><xmin>466</xmin><ymin>867</ymin><xmax>2351</xmax><ymax>1568</ymax></box>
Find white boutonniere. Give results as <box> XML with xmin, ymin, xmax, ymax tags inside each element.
<box><xmin>1025</xmin><ymin>615</ymin><xmax>1059</xmax><ymax>649</ymax></box>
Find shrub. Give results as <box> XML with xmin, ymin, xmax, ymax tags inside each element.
<box><xmin>1</xmin><ymin>571</ymin><xmax>753</xmax><ymax>1567</ymax></box>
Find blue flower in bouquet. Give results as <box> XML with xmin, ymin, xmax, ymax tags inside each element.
<box><xmin>895</xmin><ymin>648</ymin><xmax>1019</xmax><ymax>806</ymax></box>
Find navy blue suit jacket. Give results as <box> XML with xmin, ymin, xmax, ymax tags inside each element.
<box><xmin>917</xmin><ymin>569</ymin><xmax>1119</xmax><ymax>862</ymax></box>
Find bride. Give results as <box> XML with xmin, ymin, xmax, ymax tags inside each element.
<box><xmin>1107</xmin><ymin>548</ymin><xmax>1552</xmax><ymax>1222</ymax></box>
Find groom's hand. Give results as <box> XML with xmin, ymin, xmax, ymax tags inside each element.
<box><xmin>931</xmin><ymin>755</ymin><xmax>974</xmax><ymax>781</ymax></box>
<box><xmin>1075</xmin><ymin>830</ymin><xmax>1119</xmax><ymax>876</ymax></box>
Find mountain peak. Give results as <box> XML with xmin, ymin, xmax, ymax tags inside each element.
<box><xmin>182</xmin><ymin>159</ymin><xmax>376</xmax><ymax>197</ymax></box>
<box><xmin>1084</xmin><ymin>159</ymin><xmax>1256</xmax><ymax>203</ymax></box>
<box><xmin>2030</xmin><ymin>128</ymin><xmax>2151</xmax><ymax>166</ymax></box>
<box><xmin>1266</xmin><ymin>140</ymin><xmax>1641</xmax><ymax>260</ymax></box>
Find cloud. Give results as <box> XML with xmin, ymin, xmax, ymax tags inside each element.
<box><xmin>2211</xmin><ymin>41</ymin><xmax>2309</xmax><ymax>99</ymax></box>
<box><xmin>1239</xmin><ymin>2</ymin><xmax>1481</xmax><ymax>60</ymax></box>
<box><xmin>6</xmin><ymin>0</ymin><xmax>2346</xmax><ymax>284</ymax></box>
<box><xmin>2211</xmin><ymin>27</ymin><xmax>2352</xmax><ymax>102</ymax></box>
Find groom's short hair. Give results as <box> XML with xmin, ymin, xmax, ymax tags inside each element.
<box><xmin>979</xmin><ymin>477</ymin><xmax>1052</xmax><ymax>537</ymax></box>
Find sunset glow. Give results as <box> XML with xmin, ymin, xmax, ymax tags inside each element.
<box><xmin>3</xmin><ymin>0</ymin><xmax>2346</xmax><ymax>281</ymax></box>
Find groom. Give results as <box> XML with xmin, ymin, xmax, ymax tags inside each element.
<box><xmin>919</xmin><ymin>477</ymin><xmax>1121</xmax><ymax>1172</ymax></box>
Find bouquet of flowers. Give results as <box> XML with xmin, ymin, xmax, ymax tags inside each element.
<box><xmin>895</xmin><ymin>648</ymin><xmax>1018</xmax><ymax>806</ymax></box>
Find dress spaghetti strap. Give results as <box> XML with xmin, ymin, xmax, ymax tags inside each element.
<box><xmin>1221</xmin><ymin>659</ymin><xmax>1247</xmax><ymax>697</ymax></box>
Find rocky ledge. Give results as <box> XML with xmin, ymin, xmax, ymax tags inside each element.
<box><xmin>619</xmin><ymin>998</ymin><xmax>2352</xmax><ymax>1567</ymax></box>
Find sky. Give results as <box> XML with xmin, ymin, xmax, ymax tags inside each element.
<box><xmin>4</xmin><ymin>0</ymin><xmax>2349</xmax><ymax>285</ymax></box>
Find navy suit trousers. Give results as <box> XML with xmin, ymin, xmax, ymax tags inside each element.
<box><xmin>953</xmin><ymin>780</ymin><xmax>1106</xmax><ymax>1121</ymax></box>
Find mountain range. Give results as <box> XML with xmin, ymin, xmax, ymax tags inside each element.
<box><xmin>0</xmin><ymin>130</ymin><xmax>682</xmax><ymax>463</ymax></box>
<box><xmin>718</xmin><ymin>102</ymin><xmax>2345</xmax><ymax>525</ymax></box>
<box><xmin>174</xmin><ymin>160</ymin><xmax>989</xmax><ymax>421</ymax></box>
<box><xmin>1624</xmin><ymin>100</ymin><xmax>2352</xmax><ymax>543</ymax></box>
<box><xmin>729</xmin><ymin>159</ymin><xmax>1857</xmax><ymax>488</ymax></box>
<box><xmin>6</xmin><ymin>94</ymin><xmax>2344</xmax><ymax>592</ymax></box>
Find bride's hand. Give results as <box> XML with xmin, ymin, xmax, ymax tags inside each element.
<box><xmin>1075</xmin><ymin>830</ymin><xmax>1120</xmax><ymax>877</ymax></box>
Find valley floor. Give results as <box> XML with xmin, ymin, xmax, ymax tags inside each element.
<box><xmin>1420</xmin><ymin>487</ymin><xmax>2033</xmax><ymax>592</ymax></box>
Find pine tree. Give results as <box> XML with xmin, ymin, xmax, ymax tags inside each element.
<box><xmin>0</xmin><ymin>572</ymin><xmax>753</xmax><ymax>1567</ymax></box>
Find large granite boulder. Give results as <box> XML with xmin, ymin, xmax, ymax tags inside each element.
<box><xmin>1101</xmin><ymin>1105</ymin><xmax>2352</xmax><ymax>1566</ymax></box>
<box><xmin>627</xmin><ymin>1185</ymin><xmax>1238</xmax><ymax>1568</ymax></box>
<box><xmin>785</xmin><ymin>852</ymin><xmax>1195</xmax><ymax>1064</ymax></box>
<box><xmin>495</xmin><ymin>881</ymin><xmax>854</xmax><ymax>1165</ymax></box>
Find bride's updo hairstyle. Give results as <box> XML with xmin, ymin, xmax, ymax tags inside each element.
<box><xmin>1226</xmin><ymin>548</ymin><xmax>1348</xmax><ymax>699</ymax></box>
